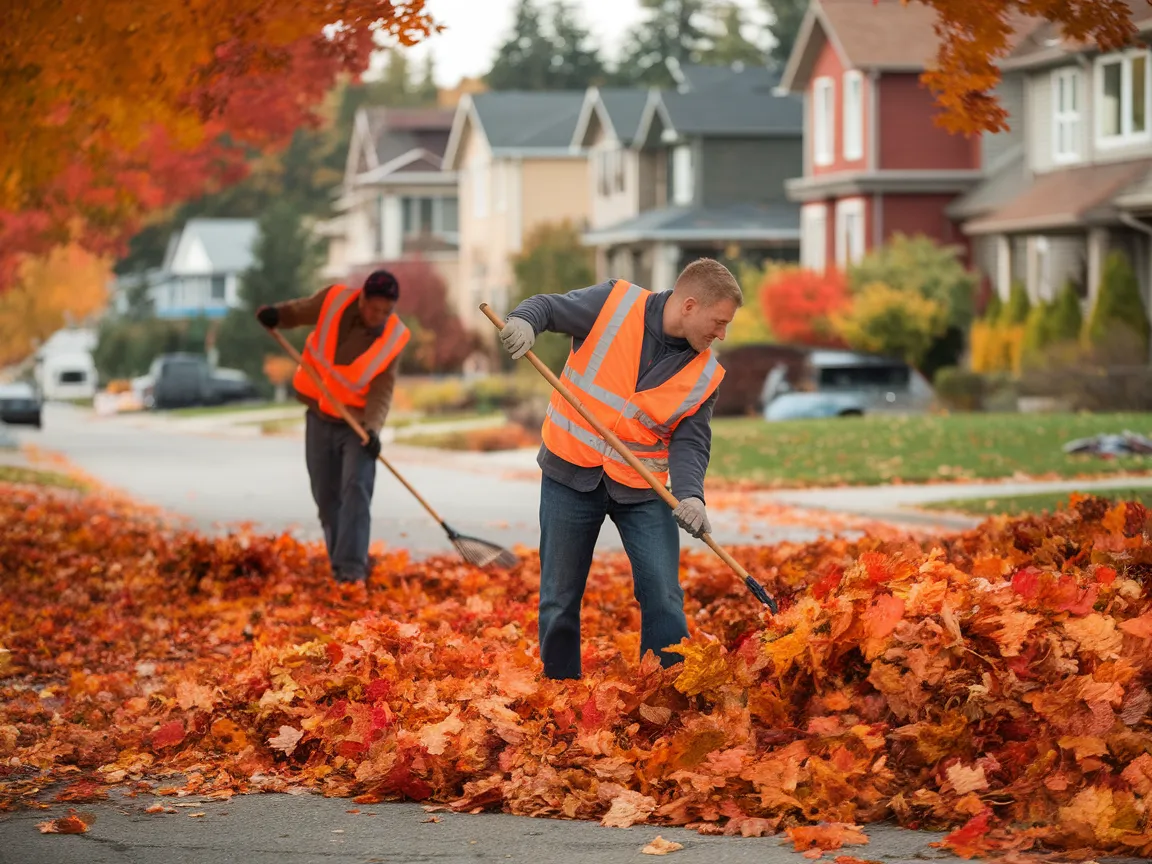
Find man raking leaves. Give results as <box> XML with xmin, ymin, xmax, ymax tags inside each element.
<box><xmin>485</xmin><ymin>258</ymin><xmax>774</xmax><ymax>681</ymax></box>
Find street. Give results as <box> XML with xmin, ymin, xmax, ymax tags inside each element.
<box><xmin>10</xmin><ymin>404</ymin><xmax>861</xmax><ymax>557</ymax></box>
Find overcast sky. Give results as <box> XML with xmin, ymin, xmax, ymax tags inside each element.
<box><xmin>370</xmin><ymin>0</ymin><xmax>769</xmax><ymax>87</ymax></box>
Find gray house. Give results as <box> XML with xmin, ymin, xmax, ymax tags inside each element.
<box><xmin>575</xmin><ymin>64</ymin><xmax>804</xmax><ymax>290</ymax></box>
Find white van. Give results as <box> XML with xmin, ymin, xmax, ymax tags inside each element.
<box><xmin>38</xmin><ymin>351</ymin><xmax>98</xmax><ymax>401</ymax></box>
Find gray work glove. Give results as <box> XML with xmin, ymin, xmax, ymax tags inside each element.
<box><xmin>500</xmin><ymin>317</ymin><xmax>536</xmax><ymax>360</ymax></box>
<box><xmin>673</xmin><ymin>497</ymin><xmax>711</xmax><ymax>538</ymax></box>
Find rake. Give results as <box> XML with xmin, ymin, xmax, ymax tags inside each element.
<box><xmin>480</xmin><ymin>303</ymin><xmax>776</xmax><ymax>612</ymax></box>
<box><xmin>264</xmin><ymin>326</ymin><xmax>519</xmax><ymax>569</ymax></box>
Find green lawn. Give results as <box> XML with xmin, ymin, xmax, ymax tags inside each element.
<box><xmin>708</xmin><ymin>413</ymin><xmax>1152</xmax><ymax>488</ymax></box>
<box><xmin>922</xmin><ymin>486</ymin><xmax>1152</xmax><ymax>517</ymax></box>
<box><xmin>0</xmin><ymin>465</ymin><xmax>88</xmax><ymax>491</ymax></box>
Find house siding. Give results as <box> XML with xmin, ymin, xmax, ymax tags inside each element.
<box><xmin>881</xmin><ymin>193</ymin><xmax>968</xmax><ymax>249</ymax></box>
<box><xmin>877</xmin><ymin>74</ymin><xmax>980</xmax><ymax>171</ymax></box>
<box><xmin>521</xmin><ymin>158</ymin><xmax>590</xmax><ymax>238</ymax></box>
<box><xmin>983</xmin><ymin>75</ymin><xmax>1026</xmax><ymax>168</ymax></box>
<box><xmin>700</xmin><ymin>137</ymin><xmax>803</xmax><ymax>206</ymax></box>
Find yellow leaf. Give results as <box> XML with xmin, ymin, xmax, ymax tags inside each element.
<box><xmin>668</xmin><ymin>638</ymin><xmax>731</xmax><ymax>697</ymax></box>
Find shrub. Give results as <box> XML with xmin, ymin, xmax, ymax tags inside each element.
<box><xmin>832</xmin><ymin>281</ymin><xmax>947</xmax><ymax>368</ymax></box>
<box><xmin>1021</xmin><ymin>301</ymin><xmax>1053</xmax><ymax>368</ymax></box>
<box><xmin>759</xmin><ymin>266</ymin><xmax>850</xmax><ymax>346</ymax></box>
<box><xmin>1046</xmin><ymin>280</ymin><xmax>1083</xmax><ymax>345</ymax></box>
<box><xmin>847</xmin><ymin>232</ymin><xmax>978</xmax><ymax>330</ymax></box>
<box><xmin>1085</xmin><ymin>250</ymin><xmax>1149</xmax><ymax>362</ymax></box>
<box><xmin>1000</xmin><ymin>280</ymin><xmax>1031</xmax><ymax>326</ymax></box>
<box><xmin>933</xmin><ymin>367</ymin><xmax>986</xmax><ymax>412</ymax></box>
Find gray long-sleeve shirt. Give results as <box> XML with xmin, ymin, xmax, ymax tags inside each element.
<box><xmin>508</xmin><ymin>280</ymin><xmax>717</xmax><ymax>504</ymax></box>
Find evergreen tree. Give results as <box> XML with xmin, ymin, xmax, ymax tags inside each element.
<box><xmin>1086</xmin><ymin>251</ymin><xmax>1150</xmax><ymax>361</ymax></box>
<box><xmin>414</xmin><ymin>53</ymin><xmax>440</xmax><ymax>105</ymax></box>
<box><xmin>614</xmin><ymin>0</ymin><xmax>708</xmax><ymax>87</ymax></box>
<box><xmin>215</xmin><ymin>201</ymin><xmax>317</xmax><ymax>393</ymax></box>
<box><xmin>700</xmin><ymin>2</ymin><xmax>767</xmax><ymax>68</ymax></box>
<box><xmin>761</xmin><ymin>0</ymin><xmax>808</xmax><ymax>68</ymax></box>
<box><xmin>1046</xmin><ymin>280</ymin><xmax>1083</xmax><ymax>344</ymax></box>
<box><xmin>548</xmin><ymin>2</ymin><xmax>606</xmax><ymax>89</ymax></box>
<box><xmin>486</xmin><ymin>0</ymin><xmax>557</xmax><ymax>90</ymax></box>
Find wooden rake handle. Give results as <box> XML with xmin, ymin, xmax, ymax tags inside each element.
<box><xmin>262</xmin><ymin>326</ymin><xmax>447</xmax><ymax>525</ymax></box>
<box><xmin>479</xmin><ymin>303</ymin><xmax>757</xmax><ymax>585</ymax></box>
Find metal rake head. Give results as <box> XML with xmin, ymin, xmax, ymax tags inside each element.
<box><xmin>451</xmin><ymin>532</ymin><xmax>520</xmax><ymax>569</ymax></box>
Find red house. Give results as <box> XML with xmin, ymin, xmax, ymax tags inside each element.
<box><xmin>778</xmin><ymin>0</ymin><xmax>1030</xmax><ymax>271</ymax></box>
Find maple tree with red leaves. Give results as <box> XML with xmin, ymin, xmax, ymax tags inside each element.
<box><xmin>6</xmin><ymin>476</ymin><xmax>1152</xmax><ymax>857</ymax></box>
<box><xmin>760</xmin><ymin>267</ymin><xmax>850</xmax><ymax>348</ymax></box>
<box><xmin>0</xmin><ymin>2</ymin><xmax>436</xmax><ymax>293</ymax></box>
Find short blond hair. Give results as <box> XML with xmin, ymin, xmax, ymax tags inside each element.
<box><xmin>673</xmin><ymin>258</ymin><xmax>744</xmax><ymax>308</ymax></box>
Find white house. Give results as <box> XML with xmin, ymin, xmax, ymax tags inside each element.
<box><xmin>114</xmin><ymin>218</ymin><xmax>259</xmax><ymax>319</ymax></box>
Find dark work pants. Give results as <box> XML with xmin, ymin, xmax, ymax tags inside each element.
<box><xmin>537</xmin><ymin>475</ymin><xmax>687</xmax><ymax>679</ymax></box>
<box><xmin>304</xmin><ymin>412</ymin><xmax>376</xmax><ymax>582</ymax></box>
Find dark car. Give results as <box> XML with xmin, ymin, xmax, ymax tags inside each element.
<box><xmin>0</xmin><ymin>382</ymin><xmax>43</xmax><ymax>428</ymax></box>
<box><xmin>713</xmin><ymin>343</ymin><xmax>809</xmax><ymax>417</ymax></box>
<box><xmin>144</xmin><ymin>354</ymin><xmax>259</xmax><ymax>410</ymax></box>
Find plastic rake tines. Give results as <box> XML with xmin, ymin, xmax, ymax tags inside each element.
<box><xmin>450</xmin><ymin>531</ymin><xmax>520</xmax><ymax>569</ymax></box>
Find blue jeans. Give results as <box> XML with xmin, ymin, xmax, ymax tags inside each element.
<box><xmin>538</xmin><ymin>475</ymin><xmax>687</xmax><ymax>679</ymax></box>
<box><xmin>305</xmin><ymin>412</ymin><xmax>376</xmax><ymax>582</ymax></box>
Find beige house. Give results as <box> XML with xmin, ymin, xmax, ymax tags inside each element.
<box><xmin>316</xmin><ymin>107</ymin><xmax>460</xmax><ymax>299</ymax></box>
<box><xmin>443</xmin><ymin>91</ymin><xmax>592</xmax><ymax>330</ymax></box>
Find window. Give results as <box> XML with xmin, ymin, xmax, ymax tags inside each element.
<box><xmin>813</xmin><ymin>77</ymin><xmax>835</xmax><ymax>166</ymax></box>
<box><xmin>835</xmin><ymin>199</ymin><xmax>866</xmax><ymax>266</ymax></box>
<box><xmin>210</xmin><ymin>275</ymin><xmax>226</xmax><ymax>301</ymax></box>
<box><xmin>441</xmin><ymin>197</ymin><xmax>459</xmax><ymax>234</ymax></box>
<box><xmin>598</xmin><ymin>150</ymin><xmax>610</xmax><ymax>196</ymax></box>
<box><xmin>1052</xmin><ymin>68</ymin><xmax>1082</xmax><ymax>163</ymax></box>
<box><xmin>59</xmin><ymin>370</ymin><xmax>87</xmax><ymax>384</ymax></box>
<box><xmin>472</xmin><ymin>163</ymin><xmax>488</xmax><ymax>217</ymax></box>
<box><xmin>801</xmin><ymin>204</ymin><xmax>828</xmax><ymax>271</ymax></box>
<box><xmin>672</xmin><ymin>144</ymin><xmax>694</xmax><ymax>205</ymax></box>
<box><xmin>1097</xmin><ymin>50</ymin><xmax>1151</xmax><ymax>145</ymax></box>
<box><xmin>843</xmin><ymin>71</ymin><xmax>863</xmax><ymax>161</ymax></box>
<box><xmin>615</xmin><ymin>149</ymin><xmax>626</xmax><ymax>192</ymax></box>
<box><xmin>402</xmin><ymin>197</ymin><xmax>435</xmax><ymax>235</ymax></box>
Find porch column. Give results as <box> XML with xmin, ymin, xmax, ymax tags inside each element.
<box><xmin>1087</xmin><ymin>228</ymin><xmax>1108</xmax><ymax>308</ymax></box>
<box><xmin>995</xmin><ymin>235</ymin><xmax>1011</xmax><ymax>300</ymax></box>
<box><xmin>382</xmin><ymin>195</ymin><xmax>402</xmax><ymax>260</ymax></box>
<box><xmin>652</xmin><ymin>243</ymin><xmax>678</xmax><ymax>292</ymax></box>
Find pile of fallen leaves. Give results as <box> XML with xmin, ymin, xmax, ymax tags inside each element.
<box><xmin>5</xmin><ymin>483</ymin><xmax>1152</xmax><ymax>859</ymax></box>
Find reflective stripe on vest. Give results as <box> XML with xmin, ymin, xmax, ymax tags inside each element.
<box><xmin>294</xmin><ymin>287</ymin><xmax>409</xmax><ymax>415</ymax></box>
<box><xmin>541</xmin><ymin>279</ymin><xmax>723</xmax><ymax>488</ymax></box>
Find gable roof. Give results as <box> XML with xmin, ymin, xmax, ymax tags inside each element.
<box><xmin>780</xmin><ymin>0</ymin><xmax>1041</xmax><ymax>92</ymax></box>
<box><xmin>1002</xmin><ymin>0</ymin><xmax>1152</xmax><ymax>71</ymax></box>
<box><xmin>173</xmin><ymin>219</ymin><xmax>258</xmax><ymax>273</ymax></box>
<box><xmin>635</xmin><ymin>67</ymin><xmax>802</xmax><ymax>141</ymax></box>
<box><xmin>444</xmin><ymin>91</ymin><xmax>587</xmax><ymax>168</ymax></box>
<box><xmin>571</xmin><ymin>87</ymin><xmax>650</xmax><ymax>148</ymax></box>
<box><xmin>348</xmin><ymin>107</ymin><xmax>454</xmax><ymax>183</ymax></box>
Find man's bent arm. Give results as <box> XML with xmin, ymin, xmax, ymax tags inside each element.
<box><xmin>362</xmin><ymin>361</ymin><xmax>398</xmax><ymax>434</ymax></box>
<box><xmin>275</xmin><ymin>286</ymin><xmax>332</xmax><ymax>329</ymax></box>
<box><xmin>667</xmin><ymin>391</ymin><xmax>717</xmax><ymax>504</ymax></box>
<box><xmin>506</xmin><ymin>280</ymin><xmax>614</xmax><ymax>340</ymax></box>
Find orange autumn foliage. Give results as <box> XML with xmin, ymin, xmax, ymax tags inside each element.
<box><xmin>0</xmin><ymin>244</ymin><xmax>110</xmax><ymax>366</ymax></box>
<box><xmin>6</xmin><ymin>485</ymin><xmax>1152</xmax><ymax>857</ymax></box>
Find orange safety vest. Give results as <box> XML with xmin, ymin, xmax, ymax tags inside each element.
<box><xmin>542</xmin><ymin>279</ymin><xmax>725</xmax><ymax>489</ymax></box>
<box><xmin>292</xmin><ymin>285</ymin><xmax>409</xmax><ymax>419</ymax></box>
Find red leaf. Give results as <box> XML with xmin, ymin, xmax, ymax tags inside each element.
<box><xmin>150</xmin><ymin>721</ymin><xmax>185</xmax><ymax>750</ymax></box>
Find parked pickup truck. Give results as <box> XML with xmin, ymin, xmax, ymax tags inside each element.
<box><xmin>141</xmin><ymin>353</ymin><xmax>259</xmax><ymax>410</ymax></box>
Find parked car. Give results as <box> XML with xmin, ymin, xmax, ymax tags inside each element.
<box><xmin>762</xmin><ymin>350</ymin><xmax>935</xmax><ymax>421</ymax></box>
<box><xmin>36</xmin><ymin>351</ymin><xmax>97</xmax><ymax>402</ymax></box>
<box><xmin>143</xmin><ymin>354</ymin><xmax>259</xmax><ymax>410</ymax></box>
<box><xmin>713</xmin><ymin>343</ymin><xmax>808</xmax><ymax>416</ymax></box>
<box><xmin>0</xmin><ymin>382</ymin><xmax>43</xmax><ymax>428</ymax></box>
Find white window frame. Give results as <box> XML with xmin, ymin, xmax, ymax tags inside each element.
<box><xmin>1052</xmin><ymin>67</ymin><xmax>1082</xmax><ymax>164</ymax></box>
<box><xmin>1096</xmin><ymin>49</ymin><xmax>1151</xmax><ymax>148</ymax></box>
<box><xmin>801</xmin><ymin>203</ymin><xmax>828</xmax><ymax>271</ymax></box>
<box><xmin>472</xmin><ymin>163</ymin><xmax>489</xmax><ymax>218</ymax></box>
<box><xmin>813</xmin><ymin>77</ymin><xmax>835</xmax><ymax>166</ymax></box>
<box><xmin>835</xmin><ymin>198</ymin><xmax>866</xmax><ymax>267</ymax></box>
<box><xmin>672</xmin><ymin>144</ymin><xmax>694</xmax><ymax>205</ymax></box>
<box><xmin>842</xmin><ymin>71</ymin><xmax>864</xmax><ymax>162</ymax></box>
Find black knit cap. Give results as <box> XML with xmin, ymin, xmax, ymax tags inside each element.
<box><xmin>362</xmin><ymin>269</ymin><xmax>400</xmax><ymax>300</ymax></box>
